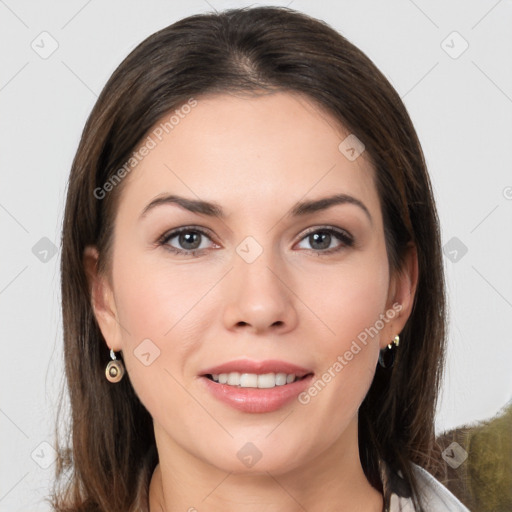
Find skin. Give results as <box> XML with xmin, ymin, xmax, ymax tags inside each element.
<box><xmin>85</xmin><ymin>91</ymin><xmax>418</xmax><ymax>512</ymax></box>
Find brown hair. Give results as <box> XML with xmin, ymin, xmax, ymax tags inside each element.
<box><xmin>53</xmin><ymin>6</ymin><xmax>446</xmax><ymax>511</ymax></box>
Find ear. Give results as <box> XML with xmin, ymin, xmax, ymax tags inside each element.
<box><xmin>83</xmin><ymin>245</ymin><xmax>122</xmax><ymax>352</ymax></box>
<box><xmin>380</xmin><ymin>243</ymin><xmax>419</xmax><ymax>349</ymax></box>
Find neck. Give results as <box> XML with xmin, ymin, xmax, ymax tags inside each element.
<box><xmin>149</xmin><ymin>417</ymin><xmax>383</xmax><ymax>512</ymax></box>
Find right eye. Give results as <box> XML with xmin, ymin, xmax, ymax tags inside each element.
<box><xmin>158</xmin><ymin>227</ymin><xmax>219</xmax><ymax>256</ymax></box>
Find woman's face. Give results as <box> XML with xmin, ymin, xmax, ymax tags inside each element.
<box><xmin>88</xmin><ymin>91</ymin><xmax>415</xmax><ymax>476</ymax></box>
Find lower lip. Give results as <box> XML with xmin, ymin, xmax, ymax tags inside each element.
<box><xmin>199</xmin><ymin>374</ymin><xmax>314</xmax><ymax>413</ymax></box>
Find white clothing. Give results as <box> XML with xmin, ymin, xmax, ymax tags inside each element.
<box><xmin>389</xmin><ymin>463</ymin><xmax>470</xmax><ymax>511</ymax></box>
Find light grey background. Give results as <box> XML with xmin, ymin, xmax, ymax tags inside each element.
<box><xmin>1</xmin><ymin>0</ymin><xmax>511</xmax><ymax>510</ymax></box>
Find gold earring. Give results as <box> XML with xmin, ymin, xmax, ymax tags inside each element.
<box><xmin>105</xmin><ymin>349</ymin><xmax>125</xmax><ymax>383</ymax></box>
<box><xmin>387</xmin><ymin>334</ymin><xmax>400</xmax><ymax>349</ymax></box>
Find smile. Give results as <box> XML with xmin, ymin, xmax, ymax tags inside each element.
<box><xmin>206</xmin><ymin>372</ymin><xmax>307</xmax><ymax>388</ymax></box>
<box><xmin>199</xmin><ymin>359</ymin><xmax>315</xmax><ymax>413</ymax></box>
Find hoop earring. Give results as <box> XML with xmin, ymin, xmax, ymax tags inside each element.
<box><xmin>105</xmin><ymin>349</ymin><xmax>125</xmax><ymax>383</ymax></box>
<box><xmin>378</xmin><ymin>335</ymin><xmax>400</xmax><ymax>369</ymax></box>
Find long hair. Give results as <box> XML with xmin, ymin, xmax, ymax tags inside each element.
<box><xmin>53</xmin><ymin>6</ymin><xmax>446</xmax><ymax>511</ymax></box>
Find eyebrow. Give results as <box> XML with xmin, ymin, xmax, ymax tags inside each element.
<box><xmin>139</xmin><ymin>193</ymin><xmax>372</xmax><ymax>224</ymax></box>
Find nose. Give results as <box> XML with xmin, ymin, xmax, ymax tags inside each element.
<box><xmin>222</xmin><ymin>247</ymin><xmax>298</xmax><ymax>335</ymax></box>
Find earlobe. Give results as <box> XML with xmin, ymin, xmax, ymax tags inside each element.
<box><xmin>83</xmin><ymin>245</ymin><xmax>121</xmax><ymax>351</ymax></box>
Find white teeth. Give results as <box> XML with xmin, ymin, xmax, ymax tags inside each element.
<box><xmin>240</xmin><ymin>373</ymin><xmax>258</xmax><ymax>387</ymax></box>
<box><xmin>227</xmin><ymin>373</ymin><xmax>240</xmax><ymax>386</ymax></box>
<box><xmin>209</xmin><ymin>372</ymin><xmax>301</xmax><ymax>388</ymax></box>
<box><xmin>275</xmin><ymin>373</ymin><xmax>287</xmax><ymax>386</ymax></box>
<box><xmin>257</xmin><ymin>373</ymin><xmax>276</xmax><ymax>388</ymax></box>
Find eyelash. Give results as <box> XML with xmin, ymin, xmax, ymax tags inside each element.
<box><xmin>157</xmin><ymin>225</ymin><xmax>354</xmax><ymax>257</ymax></box>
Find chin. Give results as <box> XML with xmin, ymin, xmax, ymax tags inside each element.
<box><xmin>197</xmin><ymin>435</ymin><xmax>312</xmax><ymax>476</ymax></box>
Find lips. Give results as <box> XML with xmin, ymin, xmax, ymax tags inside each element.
<box><xmin>200</xmin><ymin>359</ymin><xmax>313</xmax><ymax>378</ymax></box>
<box><xmin>198</xmin><ymin>359</ymin><xmax>315</xmax><ymax>413</ymax></box>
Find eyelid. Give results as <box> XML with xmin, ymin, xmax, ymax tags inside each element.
<box><xmin>298</xmin><ymin>225</ymin><xmax>353</xmax><ymax>243</ymax></box>
<box><xmin>158</xmin><ymin>225</ymin><xmax>216</xmax><ymax>244</ymax></box>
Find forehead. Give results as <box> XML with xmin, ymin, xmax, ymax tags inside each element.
<box><xmin>116</xmin><ymin>91</ymin><xmax>379</xmax><ymax>222</ymax></box>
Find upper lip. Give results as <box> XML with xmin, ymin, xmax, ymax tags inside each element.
<box><xmin>200</xmin><ymin>359</ymin><xmax>313</xmax><ymax>378</ymax></box>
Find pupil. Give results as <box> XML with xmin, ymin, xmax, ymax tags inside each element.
<box><xmin>180</xmin><ymin>232</ymin><xmax>201</xmax><ymax>250</ymax></box>
<box><xmin>310</xmin><ymin>232</ymin><xmax>330</xmax><ymax>250</ymax></box>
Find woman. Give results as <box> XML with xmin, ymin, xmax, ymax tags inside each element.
<box><xmin>53</xmin><ymin>6</ymin><xmax>470</xmax><ymax>511</ymax></box>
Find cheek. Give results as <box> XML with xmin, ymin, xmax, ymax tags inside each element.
<box><xmin>112</xmin><ymin>246</ymin><xmax>221</xmax><ymax>341</ymax></box>
<box><xmin>110</xmin><ymin>250</ymin><xmax>222</xmax><ymax>410</ymax></box>
<box><xmin>293</xmin><ymin>251</ymin><xmax>389</xmax><ymax>425</ymax></box>
<box><xmin>299</xmin><ymin>251</ymin><xmax>390</xmax><ymax>353</ymax></box>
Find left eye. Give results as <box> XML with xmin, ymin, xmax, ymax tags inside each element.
<box><xmin>296</xmin><ymin>228</ymin><xmax>353</xmax><ymax>253</ymax></box>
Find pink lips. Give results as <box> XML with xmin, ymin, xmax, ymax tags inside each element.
<box><xmin>199</xmin><ymin>359</ymin><xmax>314</xmax><ymax>414</ymax></box>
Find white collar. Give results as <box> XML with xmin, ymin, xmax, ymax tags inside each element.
<box><xmin>389</xmin><ymin>463</ymin><xmax>470</xmax><ymax>511</ymax></box>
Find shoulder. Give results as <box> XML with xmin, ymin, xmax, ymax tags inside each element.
<box><xmin>389</xmin><ymin>463</ymin><xmax>471</xmax><ymax>512</ymax></box>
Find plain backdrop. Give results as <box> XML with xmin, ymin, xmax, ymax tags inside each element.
<box><xmin>1</xmin><ymin>0</ymin><xmax>511</xmax><ymax>510</ymax></box>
